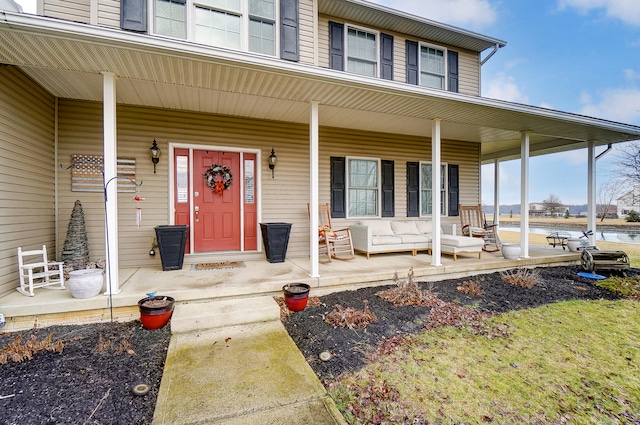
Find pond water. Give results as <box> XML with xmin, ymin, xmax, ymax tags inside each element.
<box><xmin>500</xmin><ymin>225</ymin><xmax>640</xmax><ymax>244</ymax></box>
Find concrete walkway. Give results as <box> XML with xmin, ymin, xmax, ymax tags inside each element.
<box><xmin>153</xmin><ymin>317</ymin><xmax>347</xmax><ymax>424</ymax></box>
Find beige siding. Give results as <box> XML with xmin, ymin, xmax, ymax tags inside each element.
<box><xmin>317</xmin><ymin>14</ymin><xmax>480</xmax><ymax>95</ymax></box>
<box><xmin>318</xmin><ymin>15</ymin><xmax>331</xmax><ymax>69</ymax></box>
<box><xmin>318</xmin><ymin>127</ymin><xmax>480</xmax><ymax>231</ymax></box>
<box><xmin>98</xmin><ymin>0</ymin><xmax>121</xmax><ymax>28</ymax></box>
<box><xmin>458</xmin><ymin>50</ymin><xmax>480</xmax><ymax>96</ymax></box>
<box><xmin>56</xmin><ymin>100</ymin><xmax>480</xmax><ymax>266</ymax></box>
<box><xmin>298</xmin><ymin>0</ymin><xmax>316</xmax><ymax>65</ymax></box>
<box><xmin>0</xmin><ymin>67</ymin><xmax>55</xmax><ymax>296</ymax></box>
<box><xmin>44</xmin><ymin>0</ymin><xmax>91</xmax><ymax>24</ymax></box>
<box><xmin>57</xmin><ymin>101</ymin><xmax>314</xmax><ymax>267</ymax></box>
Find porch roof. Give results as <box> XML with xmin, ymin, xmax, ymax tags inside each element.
<box><xmin>1</xmin><ymin>11</ymin><xmax>639</xmax><ymax>162</ymax></box>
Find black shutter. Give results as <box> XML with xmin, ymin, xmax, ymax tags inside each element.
<box><xmin>329</xmin><ymin>22</ymin><xmax>344</xmax><ymax>71</ymax></box>
<box><xmin>121</xmin><ymin>0</ymin><xmax>147</xmax><ymax>32</ymax></box>
<box><xmin>447</xmin><ymin>50</ymin><xmax>459</xmax><ymax>93</ymax></box>
<box><xmin>406</xmin><ymin>40</ymin><xmax>419</xmax><ymax>85</ymax></box>
<box><xmin>381</xmin><ymin>160</ymin><xmax>395</xmax><ymax>217</ymax></box>
<box><xmin>380</xmin><ymin>33</ymin><xmax>394</xmax><ymax>80</ymax></box>
<box><xmin>330</xmin><ymin>157</ymin><xmax>346</xmax><ymax>218</ymax></box>
<box><xmin>406</xmin><ymin>162</ymin><xmax>420</xmax><ymax>217</ymax></box>
<box><xmin>280</xmin><ymin>0</ymin><xmax>299</xmax><ymax>61</ymax></box>
<box><xmin>448</xmin><ymin>164</ymin><xmax>459</xmax><ymax>216</ymax></box>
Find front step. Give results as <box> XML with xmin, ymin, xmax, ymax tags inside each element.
<box><xmin>170</xmin><ymin>296</ymin><xmax>281</xmax><ymax>333</ymax></box>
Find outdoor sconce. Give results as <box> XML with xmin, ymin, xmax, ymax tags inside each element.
<box><xmin>150</xmin><ymin>139</ymin><xmax>161</xmax><ymax>174</ymax></box>
<box><xmin>268</xmin><ymin>148</ymin><xmax>278</xmax><ymax>178</ymax></box>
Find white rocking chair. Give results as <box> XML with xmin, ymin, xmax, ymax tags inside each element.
<box><xmin>17</xmin><ymin>245</ymin><xmax>66</xmax><ymax>296</ymax></box>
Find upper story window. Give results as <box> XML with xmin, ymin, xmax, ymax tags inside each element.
<box><xmin>406</xmin><ymin>40</ymin><xmax>458</xmax><ymax>92</ymax></box>
<box><xmin>347</xmin><ymin>157</ymin><xmax>380</xmax><ymax>217</ymax></box>
<box><xmin>420</xmin><ymin>45</ymin><xmax>446</xmax><ymax>90</ymax></box>
<box><xmin>346</xmin><ymin>26</ymin><xmax>378</xmax><ymax>77</ymax></box>
<box><xmin>329</xmin><ymin>21</ymin><xmax>394</xmax><ymax>80</ymax></box>
<box><xmin>153</xmin><ymin>0</ymin><xmax>277</xmax><ymax>56</ymax></box>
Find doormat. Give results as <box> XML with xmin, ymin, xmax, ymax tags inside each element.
<box><xmin>193</xmin><ymin>261</ymin><xmax>246</xmax><ymax>271</ymax></box>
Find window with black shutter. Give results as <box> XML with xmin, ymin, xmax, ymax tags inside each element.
<box><xmin>121</xmin><ymin>0</ymin><xmax>147</xmax><ymax>32</ymax></box>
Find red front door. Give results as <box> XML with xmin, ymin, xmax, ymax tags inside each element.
<box><xmin>193</xmin><ymin>150</ymin><xmax>241</xmax><ymax>252</ymax></box>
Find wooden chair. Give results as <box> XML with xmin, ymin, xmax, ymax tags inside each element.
<box><xmin>459</xmin><ymin>204</ymin><xmax>501</xmax><ymax>252</ymax></box>
<box><xmin>309</xmin><ymin>203</ymin><xmax>355</xmax><ymax>262</ymax></box>
<box><xmin>17</xmin><ymin>245</ymin><xmax>66</xmax><ymax>296</ymax></box>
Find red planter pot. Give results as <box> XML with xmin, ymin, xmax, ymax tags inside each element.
<box><xmin>282</xmin><ymin>283</ymin><xmax>310</xmax><ymax>312</ymax></box>
<box><xmin>138</xmin><ymin>296</ymin><xmax>175</xmax><ymax>330</ymax></box>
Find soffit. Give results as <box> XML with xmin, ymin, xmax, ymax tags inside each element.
<box><xmin>0</xmin><ymin>13</ymin><xmax>638</xmax><ymax>162</ymax></box>
<box><xmin>317</xmin><ymin>0</ymin><xmax>506</xmax><ymax>52</ymax></box>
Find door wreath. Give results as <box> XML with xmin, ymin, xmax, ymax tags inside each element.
<box><xmin>204</xmin><ymin>164</ymin><xmax>233</xmax><ymax>195</ymax></box>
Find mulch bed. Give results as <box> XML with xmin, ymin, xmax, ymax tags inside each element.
<box><xmin>283</xmin><ymin>265</ymin><xmax>635</xmax><ymax>382</ymax></box>
<box><xmin>0</xmin><ymin>265</ymin><xmax>636</xmax><ymax>424</ymax></box>
<box><xmin>0</xmin><ymin>321</ymin><xmax>170</xmax><ymax>425</ymax></box>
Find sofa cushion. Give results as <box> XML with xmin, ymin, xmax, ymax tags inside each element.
<box><xmin>360</xmin><ymin>220</ymin><xmax>394</xmax><ymax>236</ymax></box>
<box><xmin>371</xmin><ymin>235</ymin><xmax>403</xmax><ymax>246</ymax></box>
<box><xmin>441</xmin><ymin>234</ymin><xmax>485</xmax><ymax>248</ymax></box>
<box><xmin>414</xmin><ymin>220</ymin><xmax>433</xmax><ymax>234</ymax></box>
<box><xmin>391</xmin><ymin>221</ymin><xmax>420</xmax><ymax>235</ymax></box>
<box><xmin>400</xmin><ymin>235</ymin><xmax>430</xmax><ymax>244</ymax></box>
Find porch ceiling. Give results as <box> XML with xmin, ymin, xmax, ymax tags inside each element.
<box><xmin>1</xmin><ymin>12</ymin><xmax>639</xmax><ymax>162</ymax></box>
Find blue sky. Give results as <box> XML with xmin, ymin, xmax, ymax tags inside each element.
<box><xmin>370</xmin><ymin>0</ymin><xmax>640</xmax><ymax>205</ymax></box>
<box><xmin>14</xmin><ymin>0</ymin><xmax>640</xmax><ymax>205</ymax></box>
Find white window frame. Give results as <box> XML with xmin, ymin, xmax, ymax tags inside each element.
<box><xmin>346</xmin><ymin>156</ymin><xmax>381</xmax><ymax>218</ymax></box>
<box><xmin>420</xmin><ymin>161</ymin><xmax>448</xmax><ymax>217</ymax></box>
<box><xmin>419</xmin><ymin>42</ymin><xmax>448</xmax><ymax>90</ymax></box>
<box><xmin>344</xmin><ymin>24</ymin><xmax>380</xmax><ymax>78</ymax></box>
<box><xmin>150</xmin><ymin>0</ymin><xmax>280</xmax><ymax>57</ymax></box>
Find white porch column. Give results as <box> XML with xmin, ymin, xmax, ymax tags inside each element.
<box><xmin>309</xmin><ymin>101</ymin><xmax>320</xmax><ymax>278</ymax></box>
<box><xmin>431</xmin><ymin>118</ymin><xmax>442</xmax><ymax>267</ymax></box>
<box><xmin>102</xmin><ymin>72</ymin><xmax>120</xmax><ymax>295</ymax></box>
<box><xmin>520</xmin><ymin>131</ymin><xmax>530</xmax><ymax>258</ymax></box>
<box><xmin>587</xmin><ymin>141</ymin><xmax>597</xmax><ymax>245</ymax></box>
<box><xmin>493</xmin><ymin>159</ymin><xmax>500</xmax><ymax>226</ymax></box>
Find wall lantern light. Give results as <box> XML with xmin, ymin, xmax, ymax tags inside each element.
<box><xmin>150</xmin><ymin>139</ymin><xmax>161</xmax><ymax>174</ymax></box>
<box><xmin>268</xmin><ymin>148</ymin><xmax>277</xmax><ymax>178</ymax></box>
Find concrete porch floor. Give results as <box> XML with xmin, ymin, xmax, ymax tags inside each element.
<box><xmin>0</xmin><ymin>245</ymin><xmax>579</xmax><ymax>331</ymax></box>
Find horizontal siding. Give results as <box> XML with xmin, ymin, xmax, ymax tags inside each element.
<box><xmin>317</xmin><ymin>14</ymin><xmax>480</xmax><ymax>95</ymax></box>
<box><xmin>44</xmin><ymin>0</ymin><xmax>90</xmax><ymax>24</ymax></box>
<box><xmin>98</xmin><ymin>0</ymin><xmax>121</xmax><ymax>28</ymax></box>
<box><xmin>56</xmin><ymin>100</ymin><xmax>480</xmax><ymax>266</ymax></box>
<box><xmin>318</xmin><ymin>127</ymin><xmax>480</xmax><ymax>232</ymax></box>
<box><xmin>298</xmin><ymin>0</ymin><xmax>316</xmax><ymax>65</ymax></box>
<box><xmin>0</xmin><ymin>67</ymin><xmax>55</xmax><ymax>296</ymax></box>
<box><xmin>458</xmin><ymin>50</ymin><xmax>480</xmax><ymax>96</ymax></box>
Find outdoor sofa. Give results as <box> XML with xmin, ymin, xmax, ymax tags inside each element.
<box><xmin>350</xmin><ymin>219</ymin><xmax>484</xmax><ymax>261</ymax></box>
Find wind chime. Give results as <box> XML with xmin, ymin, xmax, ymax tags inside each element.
<box><xmin>133</xmin><ymin>190</ymin><xmax>145</xmax><ymax>229</ymax></box>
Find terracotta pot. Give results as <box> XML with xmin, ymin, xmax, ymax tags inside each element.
<box><xmin>138</xmin><ymin>296</ymin><xmax>175</xmax><ymax>330</ymax></box>
<box><xmin>67</xmin><ymin>269</ymin><xmax>104</xmax><ymax>299</ymax></box>
<box><xmin>282</xmin><ymin>283</ymin><xmax>310</xmax><ymax>312</ymax></box>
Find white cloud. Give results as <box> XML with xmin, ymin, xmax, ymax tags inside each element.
<box><xmin>370</xmin><ymin>0</ymin><xmax>498</xmax><ymax>29</ymax></box>
<box><xmin>483</xmin><ymin>72</ymin><xmax>530</xmax><ymax>103</ymax></box>
<box><xmin>624</xmin><ymin>69</ymin><xmax>640</xmax><ymax>81</ymax></box>
<box><xmin>557</xmin><ymin>0</ymin><xmax>640</xmax><ymax>26</ymax></box>
<box><xmin>579</xmin><ymin>87</ymin><xmax>640</xmax><ymax>124</ymax></box>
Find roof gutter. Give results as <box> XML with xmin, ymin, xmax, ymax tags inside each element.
<box><xmin>481</xmin><ymin>43</ymin><xmax>501</xmax><ymax>66</ymax></box>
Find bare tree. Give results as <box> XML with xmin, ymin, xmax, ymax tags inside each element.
<box><xmin>597</xmin><ymin>180</ymin><xmax>624</xmax><ymax>222</ymax></box>
<box><xmin>615</xmin><ymin>141</ymin><xmax>640</xmax><ymax>185</ymax></box>
<box><xmin>542</xmin><ymin>194</ymin><xmax>563</xmax><ymax>217</ymax></box>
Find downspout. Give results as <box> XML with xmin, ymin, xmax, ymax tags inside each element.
<box><xmin>481</xmin><ymin>43</ymin><xmax>501</xmax><ymax>66</ymax></box>
<box><xmin>596</xmin><ymin>143</ymin><xmax>613</xmax><ymax>160</ymax></box>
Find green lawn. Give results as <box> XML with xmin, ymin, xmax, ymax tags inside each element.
<box><xmin>329</xmin><ymin>299</ymin><xmax>640</xmax><ymax>424</ymax></box>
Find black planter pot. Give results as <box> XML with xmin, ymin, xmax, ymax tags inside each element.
<box><xmin>260</xmin><ymin>223</ymin><xmax>292</xmax><ymax>263</ymax></box>
<box><xmin>154</xmin><ymin>225</ymin><xmax>188</xmax><ymax>271</ymax></box>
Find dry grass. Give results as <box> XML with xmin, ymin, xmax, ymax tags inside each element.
<box><xmin>329</xmin><ymin>300</ymin><xmax>640</xmax><ymax>424</ymax></box>
<box><xmin>497</xmin><ymin>220</ymin><xmax>640</xmax><ymax>268</ymax></box>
